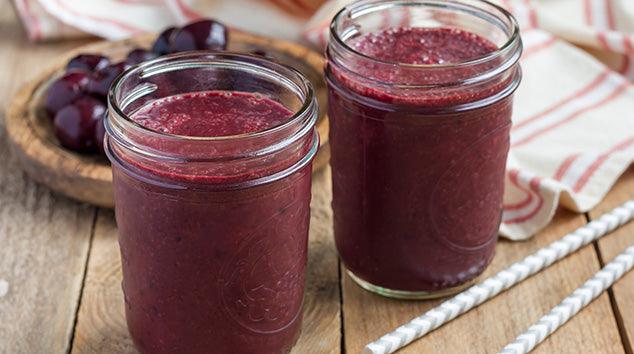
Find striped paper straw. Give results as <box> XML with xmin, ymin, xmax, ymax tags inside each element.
<box><xmin>499</xmin><ymin>245</ymin><xmax>634</xmax><ymax>354</ymax></box>
<box><xmin>364</xmin><ymin>200</ymin><xmax>634</xmax><ymax>354</ymax></box>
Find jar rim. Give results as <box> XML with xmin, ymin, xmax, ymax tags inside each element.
<box><xmin>105</xmin><ymin>51</ymin><xmax>319</xmax><ymax>187</ymax></box>
<box><xmin>107</xmin><ymin>51</ymin><xmax>316</xmax><ymax>143</ymax></box>
<box><xmin>329</xmin><ymin>0</ymin><xmax>521</xmax><ymax>70</ymax></box>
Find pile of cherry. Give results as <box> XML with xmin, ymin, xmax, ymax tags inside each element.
<box><xmin>44</xmin><ymin>19</ymin><xmax>228</xmax><ymax>155</ymax></box>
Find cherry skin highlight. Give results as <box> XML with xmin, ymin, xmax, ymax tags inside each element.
<box><xmin>44</xmin><ymin>70</ymin><xmax>90</xmax><ymax>117</ymax></box>
<box><xmin>67</xmin><ymin>54</ymin><xmax>110</xmax><ymax>72</ymax></box>
<box><xmin>53</xmin><ymin>96</ymin><xmax>106</xmax><ymax>152</ymax></box>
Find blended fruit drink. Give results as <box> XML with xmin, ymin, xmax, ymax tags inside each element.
<box><xmin>327</xmin><ymin>0</ymin><xmax>522</xmax><ymax>298</ymax></box>
<box><xmin>105</xmin><ymin>53</ymin><xmax>318</xmax><ymax>353</ymax></box>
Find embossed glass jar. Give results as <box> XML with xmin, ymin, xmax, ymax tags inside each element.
<box><xmin>105</xmin><ymin>53</ymin><xmax>318</xmax><ymax>353</ymax></box>
<box><xmin>326</xmin><ymin>0</ymin><xmax>522</xmax><ymax>299</ymax></box>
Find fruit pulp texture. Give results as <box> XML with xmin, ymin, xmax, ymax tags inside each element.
<box><xmin>112</xmin><ymin>91</ymin><xmax>311</xmax><ymax>353</ymax></box>
<box><xmin>130</xmin><ymin>91</ymin><xmax>290</xmax><ymax>137</ymax></box>
<box><xmin>328</xmin><ymin>27</ymin><xmax>513</xmax><ymax>292</ymax></box>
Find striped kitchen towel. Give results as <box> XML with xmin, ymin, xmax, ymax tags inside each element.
<box><xmin>303</xmin><ymin>0</ymin><xmax>634</xmax><ymax>80</ymax></box>
<box><xmin>11</xmin><ymin>0</ymin><xmax>309</xmax><ymax>41</ymax></box>
<box><xmin>303</xmin><ymin>0</ymin><xmax>634</xmax><ymax>240</ymax></box>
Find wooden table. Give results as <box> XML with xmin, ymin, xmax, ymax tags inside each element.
<box><xmin>1</xmin><ymin>7</ymin><xmax>633</xmax><ymax>354</ymax></box>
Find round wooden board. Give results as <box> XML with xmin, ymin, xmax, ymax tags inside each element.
<box><xmin>6</xmin><ymin>30</ymin><xmax>330</xmax><ymax>208</ymax></box>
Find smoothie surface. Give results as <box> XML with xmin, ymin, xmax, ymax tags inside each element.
<box><xmin>130</xmin><ymin>90</ymin><xmax>293</xmax><ymax>137</ymax></box>
<box><xmin>334</xmin><ymin>27</ymin><xmax>501</xmax><ymax>106</ymax></box>
<box><xmin>350</xmin><ymin>27</ymin><xmax>498</xmax><ymax>65</ymax></box>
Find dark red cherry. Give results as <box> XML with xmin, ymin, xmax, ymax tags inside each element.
<box><xmin>171</xmin><ymin>20</ymin><xmax>227</xmax><ymax>52</ymax></box>
<box><xmin>126</xmin><ymin>48</ymin><xmax>158</xmax><ymax>65</ymax></box>
<box><xmin>67</xmin><ymin>54</ymin><xmax>110</xmax><ymax>72</ymax></box>
<box><xmin>53</xmin><ymin>97</ymin><xmax>106</xmax><ymax>153</ymax></box>
<box><xmin>44</xmin><ymin>70</ymin><xmax>89</xmax><ymax>117</ymax></box>
<box><xmin>152</xmin><ymin>26</ymin><xmax>177</xmax><ymax>55</ymax></box>
<box><xmin>94</xmin><ymin>113</ymin><xmax>107</xmax><ymax>154</ymax></box>
<box><xmin>86</xmin><ymin>62</ymin><xmax>128</xmax><ymax>98</ymax></box>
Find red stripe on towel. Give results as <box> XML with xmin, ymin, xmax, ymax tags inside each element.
<box><xmin>513</xmin><ymin>81</ymin><xmax>628</xmax><ymax>147</ymax></box>
<box><xmin>54</xmin><ymin>0</ymin><xmax>144</xmax><ymax>33</ymax></box>
<box><xmin>553</xmin><ymin>154</ymin><xmax>581</xmax><ymax>181</ymax></box>
<box><xmin>522</xmin><ymin>37</ymin><xmax>557</xmax><ymax>59</ymax></box>
<box><xmin>503</xmin><ymin>170</ymin><xmax>534</xmax><ymax>210</ymax></box>
<box><xmin>512</xmin><ymin>70</ymin><xmax>610</xmax><ymax>131</ymax></box>
<box><xmin>573</xmin><ymin>137</ymin><xmax>634</xmax><ymax>192</ymax></box>
<box><xmin>504</xmin><ymin>176</ymin><xmax>544</xmax><ymax>224</ymax></box>
<box><xmin>174</xmin><ymin>0</ymin><xmax>202</xmax><ymax>21</ymax></box>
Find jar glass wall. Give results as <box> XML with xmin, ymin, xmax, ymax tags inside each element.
<box><xmin>326</xmin><ymin>0</ymin><xmax>522</xmax><ymax>299</ymax></box>
<box><xmin>106</xmin><ymin>53</ymin><xmax>318</xmax><ymax>353</ymax></box>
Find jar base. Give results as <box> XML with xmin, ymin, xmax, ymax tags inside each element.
<box><xmin>346</xmin><ymin>270</ymin><xmax>477</xmax><ymax>300</ymax></box>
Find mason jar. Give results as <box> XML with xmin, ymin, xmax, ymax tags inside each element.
<box><xmin>106</xmin><ymin>52</ymin><xmax>319</xmax><ymax>353</ymax></box>
<box><xmin>326</xmin><ymin>0</ymin><xmax>522</xmax><ymax>299</ymax></box>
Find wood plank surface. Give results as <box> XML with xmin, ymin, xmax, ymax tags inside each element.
<box><xmin>69</xmin><ymin>208</ymin><xmax>135</xmax><ymax>354</ymax></box>
<box><xmin>71</xmin><ymin>168</ymin><xmax>340</xmax><ymax>353</ymax></box>
<box><xmin>0</xmin><ymin>1</ymin><xmax>630</xmax><ymax>353</ymax></box>
<box><xmin>342</xmin><ymin>209</ymin><xmax>625</xmax><ymax>354</ymax></box>
<box><xmin>0</xmin><ymin>7</ymin><xmax>97</xmax><ymax>353</ymax></box>
<box><xmin>592</xmin><ymin>167</ymin><xmax>634</xmax><ymax>353</ymax></box>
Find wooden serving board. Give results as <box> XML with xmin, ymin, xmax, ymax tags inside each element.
<box><xmin>5</xmin><ymin>30</ymin><xmax>329</xmax><ymax>208</ymax></box>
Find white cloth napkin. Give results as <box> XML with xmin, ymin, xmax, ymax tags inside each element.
<box><xmin>11</xmin><ymin>0</ymin><xmax>305</xmax><ymax>41</ymax></box>
<box><xmin>12</xmin><ymin>0</ymin><xmax>634</xmax><ymax>240</ymax></box>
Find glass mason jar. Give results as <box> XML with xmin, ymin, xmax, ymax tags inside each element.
<box><xmin>326</xmin><ymin>0</ymin><xmax>522</xmax><ymax>299</ymax></box>
<box><xmin>105</xmin><ymin>53</ymin><xmax>319</xmax><ymax>353</ymax></box>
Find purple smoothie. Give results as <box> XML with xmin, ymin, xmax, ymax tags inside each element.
<box><xmin>130</xmin><ymin>91</ymin><xmax>290</xmax><ymax>137</ymax></box>
<box><xmin>327</xmin><ymin>27</ymin><xmax>516</xmax><ymax>294</ymax></box>
<box><xmin>111</xmin><ymin>91</ymin><xmax>312</xmax><ymax>353</ymax></box>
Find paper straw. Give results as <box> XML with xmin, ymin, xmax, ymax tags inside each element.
<box><xmin>499</xmin><ymin>245</ymin><xmax>634</xmax><ymax>354</ymax></box>
<box><xmin>363</xmin><ymin>200</ymin><xmax>634</xmax><ymax>354</ymax></box>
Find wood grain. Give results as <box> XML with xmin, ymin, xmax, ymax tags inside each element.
<box><xmin>5</xmin><ymin>31</ymin><xmax>330</xmax><ymax>209</ymax></box>
<box><xmin>0</xmin><ymin>7</ymin><xmax>97</xmax><ymax>353</ymax></box>
<box><xmin>591</xmin><ymin>167</ymin><xmax>634</xmax><ymax>353</ymax></box>
<box><xmin>292</xmin><ymin>168</ymin><xmax>341</xmax><ymax>353</ymax></box>
<box><xmin>70</xmin><ymin>209</ymin><xmax>135</xmax><ymax>354</ymax></box>
<box><xmin>342</xmin><ymin>209</ymin><xmax>624</xmax><ymax>354</ymax></box>
<box><xmin>71</xmin><ymin>168</ymin><xmax>340</xmax><ymax>353</ymax></box>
